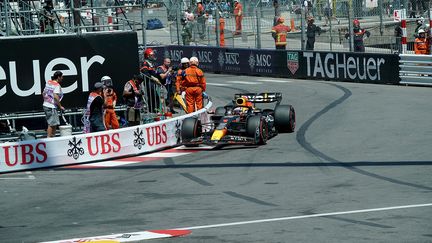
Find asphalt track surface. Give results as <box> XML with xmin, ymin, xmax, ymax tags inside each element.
<box><xmin>1</xmin><ymin>74</ymin><xmax>432</xmax><ymax>243</ymax></box>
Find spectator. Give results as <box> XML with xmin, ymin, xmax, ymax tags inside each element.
<box><xmin>233</xmin><ymin>0</ymin><xmax>243</xmax><ymax>35</ymax></box>
<box><xmin>101</xmin><ymin>76</ymin><xmax>119</xmax><ymax>130</ymax></box>
<box><xmin>345</xmin><ymin>19</ymin><xmax>370</xmax><ymax>52</ymax></box>
<box><xmin>394</xmin><ymin>23</ymin><xmax>403</xmax><ymax>53</ymax></box>
<box><xmin>196</xmin><ymin>0</ymin><xmax>206</xmax><ymax>39</ymax></box>
<box><xmin>414</xmin><ymin>29</ymin><xmax>428</xmax><ymax>55</ymax></box>
<box><xmin>123</xmin><ymin>74</ymin><xmax>145</xmax><ymax>126</ymax></box>
<box><xmin>140</xmin><ymin>48</ymin><xmax>162</xmax><ymax>113</ymax></box>
<box><xmin>83</xmin><ymin>82</ymin><xmax>106</xmax><ymax>133</ymax></box>
<box><xmin>39</xmin><ymin>0</ymin><xmax>56</xmax><ymax>34</ymax></box>
<box><xmin>156</xmin><ymin>58</ymin><xmax>174</xmax><ymax>113</ymax></box>
<box><xmin>306</xmin><ymin>17</ymin><xmax>322</xmax><ymax>50</ymax></box>
<box><xmin>218</xmin><ymin>12</ymin><xmax>226</xmax><ymax>47</ymax></box>
<box><xmin>182</xmin><ymin>57</ymin><xmax>206</xmax><ymax>113</ymax></box>
<box><xmin>181</xmin><ymin>18</ymin><xmax>193</xmax><ymax>45</ymax></box>
<box><xmin>42</xmin><ymin>71</ymin><xmax>64</xmax><ymax>138</ymax></box>
<box><xmin>271</xmin><ymin>17</ymin><xmax>291</xmax><ymax>50</ymax></box>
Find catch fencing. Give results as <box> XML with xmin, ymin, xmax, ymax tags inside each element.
<box><xmin>2</xmin><ymin>0</ymin><xmax>431</xmax><ymax>53</ymax></box>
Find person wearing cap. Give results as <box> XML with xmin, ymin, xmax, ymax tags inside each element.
<box><xmin>176</xmin><ymin>57</ymin><xmax>189</xmax><ymax>95</ymax></box>
<box><xmin>345</xmin><ymin>19</ymin><xmax>370</xmax><ymax>52</ymax></box>
<box><xmin>156</xmin><ymin>58</ymin><xmax>174</xmax><ymax>113</ymax></box>
<box><xmin>233</xmin><ymin>0</ymin><xmax>243</xmax><ymax>35</ymax></box>
<box><xmin>196</xmin><ymin>0</ymin><xmax>206</xmax><ymax>39</ymax></box>
<box><xmin>182</xmin><ymin>56</ymin><xmax>206</xmax><ymax>113</ymax></box>
<box><xmin>101</xmin><ymin>76</ymin><xmax>119</xmax><ymax>130</ymax></box>
<box><xmin>414</xmin><ymin>29</ymin><xmax>428</xmax><ymax>55</ymax></box>
<box><xmin>141</xmin><ymin>48</ymin><xmax>162</xmax><ymax>113</ymax></box>
<box><xmin>306</xmin><ymin>16</ymin><xmax>322</xmax><ymax>50</ymax></box>
<box><xmin>42</xmin><ymin>70</ymin><xmax>64</xmax><ymax>138</ymax></box>
<box><xmin>123</xmin><ymin>74</ymin><xmax>145</xmax><ymax>126</ymax></box>
<box><xmin>271</xmin><ymin>17</ymin><xmax>291</xmax><ymax>50</ymax></box>
<box><xmin>83</xmin><ymin>82</ymin><xmax>106</xmax><ymax>133</ymax></box>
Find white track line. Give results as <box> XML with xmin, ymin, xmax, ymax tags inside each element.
<box><xmin>178</xmin><ymin>203</ymin><xmax>432</xmax><ymax>230</ymax></box>
<box><xmin>0</xmin><ymin>171</ymin><xmax>35</xmax><ymax>180</ymax></box>
<box><xmin>256</xmin><ymin>79</ymin><xmax>292</xmax><ymax>83</ymax></box>
<box><xmin>207</xmin><ymin>83</ymin><xmax>230</xmax><ymax>86</ymax></box>
<box><xmin>82</xmin><ymin>161</ymin><xmax>138</xmax><ymax>167</ymax></box>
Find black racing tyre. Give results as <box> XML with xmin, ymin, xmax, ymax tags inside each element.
<box><xmin>274</xmin><ymin>105</ymin><xmax>295</xmax><ymax>133</ymax></box>
<box><xmin>215</xmin><ymin>106</ymin><xmax>226</xmax><ymax>116</ymax></box>
<box><xmin>181</xmin><ymin>117</ymin><xmax>202</xmax><ymax>140</ymax></box>
<box><xmin>246</xmin><ymin>115</ymin><xmax>268</xmax><ymax>145</ymax></box>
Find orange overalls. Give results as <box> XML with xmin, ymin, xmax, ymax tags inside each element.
<box><xmin>181</xmin><ymin>65</ymin><xmax>206</xmax><ymax>113</ymax></box>
<box><xmin>414</xmin><ymin>37</ymin><xmax>428</xmax><ymax>54</ymax></box>
<box><xmin>234</xmin><ymin>2</ymin><xmax>243</xmax><ymax>35</ymax></box>
<box><xmin>104</xmin><ymin>88</ymin><xmax>119</xmax><ymax>129</ymax></box>
<box><xmin>220</xmin><ymin>17</ymin><xmax>225</xmax><ymax>47</ymax></box>
<box><xmin>271</xmin><ymin>23</ymin><xmax>291</xmax><ymax>49</ymax></box>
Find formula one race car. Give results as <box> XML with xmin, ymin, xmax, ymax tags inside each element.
<box><xmin>181</xmin><ymin>93</ymin><xmax>295</xmax><ymax>147</ymax></box>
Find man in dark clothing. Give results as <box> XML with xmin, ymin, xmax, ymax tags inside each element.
<box><xmin>306</xmin><ymin>17</ymin><xmax>322</xmax><ymax>50</ymax></box>
<box><xmin>40</xmin><ymin>0</ymin><xmax>55</xmax><ymax>34</ymax></box>
<box><xmin>345</xmin><ymin>19</ymin><xmax>370</xmax><ymax>52</ymax></box>
<box><xmin>140</xmin><ymin>48</ymin><xmax>161</xmax><ymax>113</ymax></box>
<box><xmin>394</xmin><ymin>23</ymin><xmax>403</xmax><ymax>53</ymax></box>
<box><xmin>83</xmin><ymin>82</ymin><xmax>105</xmax><ymax>133</ymax></box>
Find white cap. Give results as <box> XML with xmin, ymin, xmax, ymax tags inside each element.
<box><xmin>101</xmin><ymin>76</ymin><xmax>112</xmax><ymax>82</ymax></box>
<box><xmin>181</xmin><ymin>57</ymin><xmax>190</xmax><ymax>64</ymax></box>
<box><xmin>190</xmin><ymin>56</ymin><xmax>199</xmax><ymax>63</ymax></box>
<box><xmin>418</xmin><ymin>29</ymin><xmax>425</xmax><ymax>34</ymax></box>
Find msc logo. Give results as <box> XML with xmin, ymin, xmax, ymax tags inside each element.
<box><xmin>218</xmin><ymin>51</ymin><xmax>240</xmax><ymax>67</ymax></box>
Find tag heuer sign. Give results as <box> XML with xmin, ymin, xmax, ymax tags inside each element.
<box><xmin>287</xmin><ymin>52</ymin><xmax>299</xmax><ymax>75</ymax></box>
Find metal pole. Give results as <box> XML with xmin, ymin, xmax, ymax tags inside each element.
<box><xmin>379</xmin><ymin>0</ymin><xmax>383</xmax><ymax>36</ymax></box>
<box><xmin>5</xmin><ymin>0</ymin><xmax>10</xmax><ymax>36</ymax></box>
<box><xmin>348</xmin><ymin>0</ymin><xmax>353</xmax><ymax>52</ymax></box>
<box><xmin>141</xmin><ymin>0</ymin><xmax>146</xmax><ymax>47</ymax></box>
<box><xmin>176</xmin><ymin>2</ymin><xmax>180</xmax><ymax>45</ymax></box>
<box><xmin>256</xmin><ymin>9</ymin><xmax>261</xmax><ymax>49</ymax></box>
<box><xmin>216</xmin><ymin>10</ymin><xmax>220</xmax><ymax>47</ymax></box>
<box><xmin>70</xmin><ymin>0</ymin><xmax>76</xmax><ymax>33</ymax></box>
<box><xmin>329</xmin><ymin>5</ymin><xmax>333</xmax><ymax>51</ymax></box>
<box><xmin>301</xmin><ymin>1</ymin><xmax>305</xmax><ymax>50</ymax></box>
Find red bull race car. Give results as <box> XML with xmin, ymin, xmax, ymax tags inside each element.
<box><xmin>181</xmin><ymin>93</ymin><xmax>295</xmax><ymax>147</ymax></box>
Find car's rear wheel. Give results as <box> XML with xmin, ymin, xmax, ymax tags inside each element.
<box><xmin>181</xmin><ymin>117</ymin><xmax>202</xmax><ymax>146</ymax></box>
<box><xmin>246</xmin><ymin>115</ymin><xmax>268</xmax><ymax>145</ymax></box>
<box><xmin>274</xmin><ymin>105</ymin><xmax>295</xmax><ymax>133</ymax></box>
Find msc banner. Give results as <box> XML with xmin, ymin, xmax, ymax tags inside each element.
<box><xmin>0</xmin><ymin>32</ymin><xmax>139</xmax><ymax>113</ymax></box>
<box><xmin>153</xmin><ymin>46</ymin><xmax>399</xmax><ymax>85</ymax></box>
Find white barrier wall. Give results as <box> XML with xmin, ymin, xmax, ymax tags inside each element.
<box><xmin>0</xmin><ymin>102</ymin><xmax>212</xmax><ymax>173</ymax></box>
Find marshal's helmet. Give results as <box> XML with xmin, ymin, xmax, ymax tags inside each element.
<box><xmin>353</xmin><ymin>19</ymin><xmax>360</xmax><ymax>26</ymax></box>
<box><xmin>144</xmin><ymin>48</ymin><xmax>156</xmax><ymax>60</ymax></box>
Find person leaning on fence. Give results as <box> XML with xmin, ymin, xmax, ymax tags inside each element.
<box><xmin>394</xmin><ymin>23</ymin><xmax>403</xmax><ymax>53</ymax></box>
<box><xmin>83</xmin><ymin>82</ymin><xmax>106</xmax><ymax>133</ymax></box>
<box><xmin>306</xmin><ymin>17</ymin><xmax>322</xmax><ymax>50</ymax></box>
<box><xmin>39</xmin><ymin>0</ymin><xmax>56</xmax><ymax>34</ymax></box>
<box><xmin>140</xmin><ymin>48</ymin><xmax>162</xmax><ymax>113</ymax></box>
<box><xmin>271</xmin><ymin>17</ymin><xmax>291</xmax><ymax>50</ymax></box>
<box><xmin>181</xmin><ymin>18</ymin><xmax>193</xmax><ymax>45</ymax></box>
<box><xmin>182</xmin><ymin>57</ymin><xmax>206</xmax><ymax>113</ymax></box>
<box><xmin>196</xmin><ymin>0</ymin><xmax>206</xmax><ymax>39</ymax></box>
<box><xmin>345</xmin><ymin>19</ymin><xmax>370</xmax><ymax>53</ymax></box>
<box><xmin>123</xmin><ymin>74</ymin><xmax>145</xmax><ymax>127</ymax></box>
<box><xmin>42</xmin><ymin>71</ymin><xmax>64</xmax><ymax>138</ymax></box>
<box><xmin>233</xmin><ymin>0</ymin><xmax>243</xmax><ymax>35</ymax></box>
<box><xmin>101</xmin><ymin>76</ymin><xmax>119</xmax><ymax>130</ymax></box>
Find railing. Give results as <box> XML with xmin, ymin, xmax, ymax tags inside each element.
<box><xmin>399</xmin><ymin>54</ymin><xmax>432</xmax><ymax>86</ymax></box>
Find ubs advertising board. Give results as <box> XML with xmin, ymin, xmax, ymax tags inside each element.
<box><xmin>0</xmin><ymin>32</ymin><xmax>139</xmax><ymax>113</ymax></box>
<box><xmin>153</xmin><ymin>46</ymin><xmax>399</xmax><ymax>85</ymax></box>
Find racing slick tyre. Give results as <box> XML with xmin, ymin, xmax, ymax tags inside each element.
<box><xmin>181</xmin><ymin>117</ymin><xmax>202</xmax><ymax>147</ymax></box>
<box><xmin>274</xmin><ymin>105</ymin><xmax>295</xmax><ymax>133</ymax></box>
<box><xmin>246</xmin><ymin>115</ymin><xmax>268</xmax><ymax>145</ymax></box>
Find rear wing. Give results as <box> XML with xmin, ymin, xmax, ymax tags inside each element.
<box><xmin>234</xmin><ymin>93</ymin><xmax>282</xmax><ymax>104</ymax></box>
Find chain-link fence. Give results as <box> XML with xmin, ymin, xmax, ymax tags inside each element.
<box><xmin>1</xmin><ymin>0</ymin><xmax>431</xmax><ymax>53</ymax></box>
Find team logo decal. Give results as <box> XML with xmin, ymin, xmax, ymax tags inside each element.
<box><xmin>175</xmin><ymin>120</ymin><xmax>182</xmax><ymax>144</ymax></box>
<box><xmin>218</xmin><ymin>51</ymin><xmax>225</xmax><ymax>67</ymax></box>
<box><xmin>248</xmin><ymin>53</ymin><xmax>255</xmax><ymax>70</ymax></box>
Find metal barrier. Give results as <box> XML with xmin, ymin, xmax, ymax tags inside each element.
<box><xmin>399</xmin><ymin>54</ymin><xmax>432</xmax><ymax>86</ymax></box>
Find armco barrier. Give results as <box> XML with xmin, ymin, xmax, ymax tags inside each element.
<box><xmin>399</xmin><ymin>54</ymin><xmax>432</xmax><ymax>86</ymax></box>
<box><xmin>0</xmin><ymin>101</ymin><xmax>212</xmax><ymax>174</ymax></box>
<box><xmin>152</xmin><ymin>45</ymin><xmax>400</xmax><ymax>85</ymax></box>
